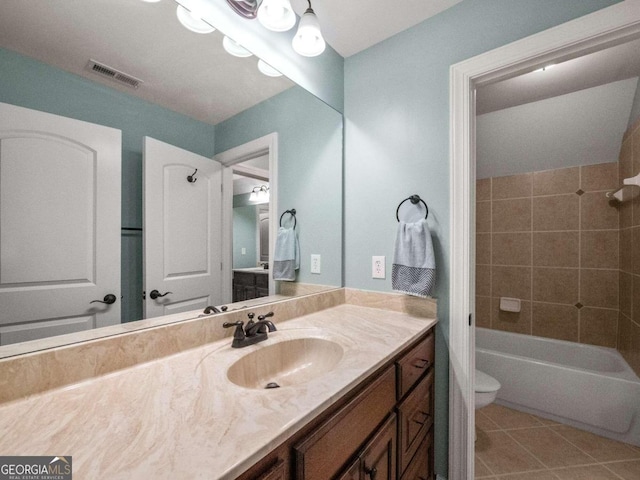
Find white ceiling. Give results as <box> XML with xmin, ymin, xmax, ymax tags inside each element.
<box><xmin>0</xmin><ymin>0</ymin><xmax>462</xmax><ymax>124</ymax></box>
<box><xmin>291</xmin><ymin>0</ymin><xmax>463</xmax><ymax>58</ymax></box>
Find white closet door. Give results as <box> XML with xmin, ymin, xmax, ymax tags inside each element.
<box><xmin>0</xmin><ymin>102</ymin><xmax>121</xmax><ymax>345</ymax></box>
<box><xmin>143</xmin><ymin>137</ymin><xmax>222</xmax><ymax>319</ymax></box>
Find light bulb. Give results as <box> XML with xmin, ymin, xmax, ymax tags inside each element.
<box><xmin>292</xmin><ymin>8</ymin><xmax>325</xmax><ymax>57</ymax></box>
<box><xmin>257</xmin><ymin>0</ymin><xmax>296</xmax><ymax>32</ymax></box>
<box><xmin>176</xmin><ymin>4</ymin><xmax>215</xmax><ymax>34</ymax></box>
<box><xmin>257</xmin><ymin>59</ymin><xmax>282</xmax><ymax>77</ymax></box>
<box><xmin>223</xmin><ymin>36</ymin><xmax>252</xmax><ymax>58</ymax></box>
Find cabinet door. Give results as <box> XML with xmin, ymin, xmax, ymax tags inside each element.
<box><xmin>360</xmin><ymin>414</ymin><xmax>397</xmax><ymax>480</ymax></box>
<box><xmin>337</xmin><ymin>459</ymin><xmax>360</xmax><ymax>480</ymax></box>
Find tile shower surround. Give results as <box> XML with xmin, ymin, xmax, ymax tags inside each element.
<box><xmin>618</xmin><ymin>118</ymin><xmax>640</xmax><ymax>377</ymax></box>
<box><xmin>475</xmin><ymin>161</ymin><xmax>623</xmax><ymax>353</ymax></box>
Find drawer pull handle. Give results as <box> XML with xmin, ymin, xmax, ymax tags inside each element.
<box><xmin>412</xmin><ymin>358</ymin><xmax>430</xmax><ymax>369</ymax></box>
<box><xmin>364</xmin><ymin>466</ymin><xmax>377</xmax><ymax>480</ymax></box>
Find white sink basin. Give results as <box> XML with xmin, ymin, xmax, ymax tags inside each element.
<box><xmin>226</xmin><ymin>338</ymin><xmax>344</xmax><ymax>389</ymax></box>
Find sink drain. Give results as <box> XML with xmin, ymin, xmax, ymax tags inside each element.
<box><xmin>265</xmin><ymin>382</ymin><xmax>281</xmax><ymax>389</ymax></box>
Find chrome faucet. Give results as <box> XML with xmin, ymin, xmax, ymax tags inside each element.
<box><xmin>223</xmin><ymin>312</ymin><xmax>276</xmax><ymax>348</ymax></box>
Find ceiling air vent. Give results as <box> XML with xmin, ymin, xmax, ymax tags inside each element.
<box><xmin>85</xmin><ymin>59</ymin><xmax>143</xmax><ymax>89</ymax></box>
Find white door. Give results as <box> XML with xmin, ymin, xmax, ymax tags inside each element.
<box><xmin>0</xmin><ymin>102</ymin><xmax>121</xmax><ymax>345</ymax></box>
<box><xmin>143</xmin><ymin>137</ymin><xmax>222</xmax><ymax>319</ymax></box>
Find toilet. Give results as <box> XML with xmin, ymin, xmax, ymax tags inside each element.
<box><xmin>475</xmin><ymin>369</ymin><xmax>501</xmax><ymax>409</ymax></box>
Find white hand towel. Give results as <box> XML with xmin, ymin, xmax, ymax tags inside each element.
<box><xmin>273</xmin><ymin>227</ymin><xmax>299</xmax><ymax>281</ymax></box>
<box><xmin>392</xmin><ymin>219</ymin><xmax>436</xmax><ymax>297</ymax></box>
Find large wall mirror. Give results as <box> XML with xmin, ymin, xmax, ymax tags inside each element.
<box><xmin>0</xmin><ymin>0</ymin><xmax>343</xmax><ymax>357</ymax></box>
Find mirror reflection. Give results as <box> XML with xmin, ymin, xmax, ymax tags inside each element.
<box><xmin>0</xmin><ymin>0</ymin><xmax>343</xmax><ymax>353</ymax></box>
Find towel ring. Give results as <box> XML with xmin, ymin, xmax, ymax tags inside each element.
<box><xmin>396</xmin><ymin>195</ymin><xmax>429</xmax><ymax>222</ymax></box>
<box><xmin>279</xmin><ymin>209</ymin><xmax>297</xmax><ymax>229</ymax></box>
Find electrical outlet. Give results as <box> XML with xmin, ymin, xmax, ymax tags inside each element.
<box><xmin>241</xmin><ymin>247</ymin><xmax>246</xmax><ymax>255</ymax></box>
<box><xmin>311</xmin><ymin>254</ymin><xmax>321</xmax><ymax>274</ymax></box>
<box><xmin>372</xmin><ymin>256</ymin><xmax>385</xmax><ymax>279</ymax></box>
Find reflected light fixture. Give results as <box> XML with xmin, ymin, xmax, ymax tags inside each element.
<box><xmin>176</xmin><ymin>4</ymin><xmax>215</xmax><ymax>34</ymax></box>
<box><xmin>257</xmin><ymin>59</ymin><xmax>282</xmax><ymax>77</ymax></box>
<box><xmin>249</xmin><ymin>185</ymin><xmax>270</xmax><ymax>202</ymax></box>
<box><xmin>223</xmin><ymin>36</ymin><xmax>253</xmax><ymax>58</ymax></box>
<box><xmin>257</xmin><ymin>0</ymin><xmax>296</xmax><ymax>32</ymax></box>
<box><xmin>292</xmin><ymin>0</ymin><xmax>325</xmax><ymax>57</ymax></box>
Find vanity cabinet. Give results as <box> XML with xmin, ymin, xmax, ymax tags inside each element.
<box><xmin>237</xmin><ymin>329</ymin><xmax>435</xmax><ymax>480</ymax></box>
<box><xmin>233</xmin><ymin>271</ymin><xmax>269</xmax><ymax>302</ymax></box>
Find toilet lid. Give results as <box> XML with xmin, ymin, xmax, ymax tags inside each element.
<box><xmin>475</xmin><ymin>369</ymin><xmax>501</xmax><ymax>393</ymax></box>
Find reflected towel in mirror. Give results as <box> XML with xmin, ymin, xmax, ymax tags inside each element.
<box><xmin>273</xmin><ymin>227</ymin><xmax>299</xmax><ymax>281</ymax></box>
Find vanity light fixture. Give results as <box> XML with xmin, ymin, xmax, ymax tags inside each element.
<box><xmin>223</xmin><ymin>36</ymin><xmax>253</xmax><ymax>58</ymax></box>
<box><xmin>292</xmin><ymin>0</ymin><xmax>325</xmax><ymax>57</ymax></box>
<box><xmin>249</xmin><ymin>185</ymin><xmax>270</xmax><ymax>202</ymax></box>
<box><xmin>257</xmin><ymin>59</ymin><xmax>282</xmax><ymax>77</ymax></box>
<box><xmin>226</xmin><ymin>0</ymin><xmax>258</xmax><ymax>19</ymax></box>
<box><xmin>257</xmin><ymin>0</ymin><xmax>296</xmax><ymax>32</ymax></box>
<box><xmin>176</xmin><ymin>4</ymin><xmax>215</xmax><ymax>34</ymax></box>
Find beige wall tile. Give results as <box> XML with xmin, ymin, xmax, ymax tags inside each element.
<box><xmin>492</xmin><ymin>233</ymin><xmax>531</xmax><ymax>266</ymax></box>
<box><xmin>476</xmin><ymin>264</ymin><xmax>491</xmax><ymax>296</ymax></box>
<box><xmin>620</xmin><ymin>271</ymin><xmax>632</xmax><ymax>318</ymax></box>
<box><xmin>493</xmin><ymin>199</ymin><xmax>532</xmax><ymax>232</ymax></box>
<box><xmin>477</xmin><ymin>178</ymin><xmax>491</xmax><ymax>201</ymax></box>
<box><xmin>492</xmin><ymin>173</ymin><xmax>532</xmax><ymax>200</ymax></box>
<box><xmin>580</xmin><ymin>192</ymin><xmax>619</xmax><ymax>230</ymax></box>
<box><xmin>630</xmin><ymin>319</ymin><xmax>640</xmax><ymax>376</ymax></box>
<box><xmin>477</xmin><ymin>201</ymin><xmax>492</xmax><ymax>233</ymax></box>
<box><xmin>533</xmin><ymin>195</ymin><xmax>579</xmax><ymax>231</ymax></box>
<box><xmin>492</xmin><ymin>298</ymin><xmax>531</xmax><ymax>334</ymax></box>
<box><xmin>580</xmin><ymin>307</ymin><xmax>618</xmax><ymax>348</ymax></box>
<box><xmin>492</xmin><ymin>266</ymin><xmax>531</xmax><ymax>300</ymax></box>
<box><xmin>476</xmin><ymin>295</ymin><xmax>491</xmax><ymax>328</ymax></box>
<box><xmin>580</xmin><ymin>230</ymin><xmax>619</xmax><ymax>269</ymax></box>
<box><xmin>533</xmin><ymin>167</ymin><xmax>579</xmax><ymax>196</ymax></box>
<box><xmin>620</xmin><ymin>227</ymin><xmax>634</xmax><ymax>274</ymax></box>
<box><xmin>532</xmin><ymin>302</ymin><xmax>579</xmax><ymax>342</ymax></box>
<box><xmin>633</xmin><ymin>275</ymin><xmax>640</xmax><ymax>325</ymax></box>
<box><xmin>580</xmin><ymin>269</ymin><xmax>619</xmax><ymax>309</ymax></box>
<box><xmin>620</xmin><ymin>196</ymin><xmax>633</xmax><ymax>229</ymax></box>
<box><xmin>634</xmin><ymin>227</ymin><xmax>640</xmax><ymax>275</ymax></box>
<box><xmin>581</xmin><ymin>162</ymin><xmax>618</xmax><ymax>192</ymax></box>
<box><xmin>532</xmin><ymin>268</ymin><xmax>578</xmax><ymax>305</ymax></box>
<box><xmin>618</xmin><ymin>313</ymin><xmax>632</xmax><ymax>357</ymax></box>
<box><xmin>477</xmin><ymin>233</ymin><xmax>491</xmax><ymax>265</ymax></box>
<box><xmin>533</xmin><ymin>232</ymin><xmax>579</xmax><ymax>268</ymax></box>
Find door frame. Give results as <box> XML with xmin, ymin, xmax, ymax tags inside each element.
<box><xmin>448</xmin><ymin>2</ymin><xmax>640</xmax><ymax>478</ymax></box>
<box><xmin>214</xmin><ymin>133</ymin><xmax>279</xmax><ymax>303</ymax></box>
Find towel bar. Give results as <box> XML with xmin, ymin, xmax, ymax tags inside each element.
<box><xmin>279</xmin><ymin>209</ymin><xmax>297</xmax><ymax>229</ymax></box>
<box><xmin>396</xmin><ymin>195</ymin><xmax>428</xmax><ymax>222</ymax></box>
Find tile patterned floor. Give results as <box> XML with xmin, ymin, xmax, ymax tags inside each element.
<box><xmin>475</xmin><ymin>404</ymin><xmax>640</xmax><ymax>479</ymax></box>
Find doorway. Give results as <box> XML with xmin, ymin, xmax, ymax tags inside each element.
<box><xmin>448</xmin><ymin>3</ymin><xmax>640</xmax><ymax>479</ymax></box>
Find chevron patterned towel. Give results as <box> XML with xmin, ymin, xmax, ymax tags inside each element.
<box><xmin>392</xmin><ymin>219</ymin><xmax>435</xmax><ymax>298</ymax></box>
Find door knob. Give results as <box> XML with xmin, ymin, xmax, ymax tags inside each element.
<box><xmin>90</xmin><ymin>294</ymin><xmax>117</xmax><ymax>305</ymax></box>
<box><xmin>149</xmin><ymin>290</ymin><xmax>172</xmax><ymax>300</ymax></box>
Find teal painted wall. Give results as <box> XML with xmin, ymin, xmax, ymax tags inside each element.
<box><xmin>343</xmin><ymin>0</ymin><xmax>620</xmax><ymax>474</ymax></box>
<box><xmin>233</xmin><ymin>204</ymin><xmax>259</xmax><ymax>269</ymax></box>
<box><xmin>216</xmin><ymin>86</ymin><xmax>343</xmax><ymax>287</ymax></box>
<box><xmin>0</xmin><ymin>47</ymin><xmax>217</xmax><ymax>322</ymax></box>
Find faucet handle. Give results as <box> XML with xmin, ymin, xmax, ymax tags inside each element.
<box><xmin>223</xmin><ymin>321</ymin><xmax>245</xmax><ymax>342</ymax></box>
<box><xmin>258</xmin><ymin>311</ymin><xmax>274</xmax><ymax>321</ymax></box>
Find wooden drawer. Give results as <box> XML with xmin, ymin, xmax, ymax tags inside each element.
<box><xmin>397</xmin><ymin>370</ymin><xmax>434</xmax><ymax>476</ymax></box>
<box><xmin>400</xmin><ymin>430</ymin><xmax>433</xmax><ymax>480</ymax></box>
<box><xmin>234</xmin><ymin>271</ymin><xmax>256</xmax><ymax>286</ymax></box>
<box><xmin>294</xmin><ymin>366</ymin><xmax>396</xmax><ymax>480</ymax></box>
<box><xmin>396</xmin><ymin>332</ymin><xmax>434</xmax><ymax>400</ymax></box>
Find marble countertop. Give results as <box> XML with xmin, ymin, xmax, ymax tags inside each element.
<box><xmin>0</xmin><ymin>303</ymin><xmax>436</xmax><ymax>479</ymax></box>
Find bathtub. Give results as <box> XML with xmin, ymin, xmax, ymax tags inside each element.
<box><xmin>476</xmin><ymin>327</ymin><xmax>640</xmax><ymax>446</ymax></box>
